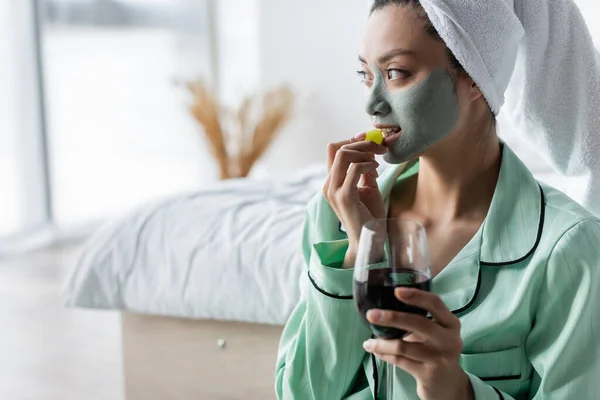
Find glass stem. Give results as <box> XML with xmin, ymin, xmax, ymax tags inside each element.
<box><xmin>386</xmin><ymin>361</ymin><xmax>395</xmax><ymax>399</ymax></box>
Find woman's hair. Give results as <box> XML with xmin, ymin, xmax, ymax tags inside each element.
<box><xmin>370</xmin><ymin>0</ymin><xmax>464</xmax><ymax>75</ymax></box>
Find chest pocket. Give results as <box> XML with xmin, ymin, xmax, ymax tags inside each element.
<box><xmin>461</xmin><ymin>347</ymin><xmax>524</xmax><ymax>396</ymax></box>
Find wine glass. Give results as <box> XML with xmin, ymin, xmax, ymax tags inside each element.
<box><xmin>353</xmin><ymin>218</ymin><xmax>432</xmax><ymax>400</ymax></box>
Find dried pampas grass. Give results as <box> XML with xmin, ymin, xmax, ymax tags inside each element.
<box><xmin>188</xmin><ymin>81</ymin><xmax>294</xmax><ymax>179</ymax></box>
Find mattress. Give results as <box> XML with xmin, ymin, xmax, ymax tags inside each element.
<box><xmin>62</xmin><ymin>165</ymin><xmax>326</xmax><ymax>325</ymax></box>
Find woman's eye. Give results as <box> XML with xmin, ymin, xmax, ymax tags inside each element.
<box><xmin>387</xmin><ymin>69</ymin><xmax>410</xmax><ymax>81</ymax></box>
<box><xmin>356</xmin><ymin>70</ymin><xmax>369</xmax><ymax>83</ymax></box>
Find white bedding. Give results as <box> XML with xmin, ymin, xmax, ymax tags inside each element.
<box><xmin>62</xmin><ymin>166</ymin><xmax>327</xmax><ymax>325</ymax></box>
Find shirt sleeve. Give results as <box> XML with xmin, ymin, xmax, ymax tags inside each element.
<box><xmin>524</xmin><ymin>220</ymin><xmax>600</xmax><ymax>398</ymax></box>
<box><xmin>275</xmin><ymin>200</ymin><xmax>373</xmax><ymax>400</ymax></box>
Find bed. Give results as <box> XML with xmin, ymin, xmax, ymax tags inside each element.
<box><xmin>62</xmin><ymin>165</ymin><xmax>326</xmax><ymax>399</ymax></box>
<box><xmin>61</xmin><ymin>135</ymin><xmax>583</xmax><ymax>399</ymax></box>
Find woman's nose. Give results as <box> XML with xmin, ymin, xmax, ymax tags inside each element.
<box><xmin>365</xmin><ymin>90</ymin><xmax>391</xmax><ymax>117</ymax></box>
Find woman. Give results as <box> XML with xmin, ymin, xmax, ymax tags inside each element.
<box><xmin>276</xmin><ymin>1</ymin><xmax>600</xmax><ymax>399</ymax></box>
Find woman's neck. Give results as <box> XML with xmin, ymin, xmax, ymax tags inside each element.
<box><xmin>413</xmin><ymin>131</ymin><xmax>501</xmax><ymax>224</ymax></box>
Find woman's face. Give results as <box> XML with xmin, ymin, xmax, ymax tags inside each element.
<box><xmin>359</xmin><ymin>5</ymin><xmax>474</xmax><ymax>164</ymax></box>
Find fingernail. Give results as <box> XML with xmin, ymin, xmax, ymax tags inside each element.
<box><xmin>363</xmin><ymin>340</ymin><xmax>374</xmax><ymax>351</ymax></box>
<box><xmin>354</xmin><ymin>132</ymin><xmax>367</xmax><ymax>140</ymax></box>
<box><xmin>396</xmin><ymin>288</ymin><xmax>414</xmax><ymax>299</ymax></box>
<box><xmin>367</xmin><ymin>309</ymin><xmax>382</xmax><ymax>322</ymax></box>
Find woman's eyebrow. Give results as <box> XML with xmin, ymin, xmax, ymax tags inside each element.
<box><xmin>378</xmin><ymin>48</ymin><xmax>416</xmax><ymax>64</ymax></box>
<box><xmin>358</xmin><ymin>49</ymin><xmax>416</xmax><ymax>65</ymax></box>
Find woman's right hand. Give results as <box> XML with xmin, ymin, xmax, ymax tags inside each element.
<box><xmin>323</xmin><ymin>133</ymin><xmax>388</xmax><ymax>267</ymax></box>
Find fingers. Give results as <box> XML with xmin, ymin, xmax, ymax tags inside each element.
<box><xmin>329</xmin><ymin>144</ymin><xmax>386</xmax><ymax>189</ymax></box>
<box><xmin>363</xmin><ymin>292</ymin><xmax>467</xmax><ymax>396</ymax></box>
<box><xmin>344</xmin><ymin>140</ymin><xmax>387</xmax><ymax>155</ymax></box>
<box><xmin>326</xmin><ymin>133</ymin><xmax>366</xmax><ymax>172</ymax></box>
<box><xmin>373</xmin><ymin>353</ymin><xmax>422</xmax><ymax>377</ymax></box>
<box><xmin>355</xmin><ymin>132</ymin><xmax>367</xmax><ymax>141</ymax></box>
<box><xmin>329</xmin><ymin>150</ymin><xmax>375</xmax><ymax>190</ymax></box>
<box><xmin>327</xmin><ymin>140</ymin><xmax>353</xmax><ymax>173</ymax></box>
<box><xmin>364</xmin><ymin>338</ymin><xmax>438</xmax><ymax>362</ymax></box>
<box><xmin>323</xmin><ymin>148</ymin><xmax>368</xmax><ymax>197</ymax></box>
<box><xmin>366</xmin><ymin>309</ymin><xmax>444</xmax><ymax>343</ymax></box>
<box><xmin>327</xmin><ymin>136</ymin><xmax>386</xmax><ymax>172</ymax></box>
<box><xmin>325</xmin><ymin>160</ymin><xmax>378</xmax><ymax>212</ymax></box>
<box><xmin>395</xmin><ymin>288</ymin><xmax>459</xmax><ymax>329</ymax></box>
<box><xmin>360</xmin><ymin>168</ymin><xmax>379</xmax><ymax>189</ymax></box>
<box><xmin>343</xmin><ymin>161</ymin><xmax>379</xmax><ymax>193</ymax></box>
<box><xmin>403</xmin><ymin>332</ymin><xmax>427</xmax><ymax>343</ymax></box>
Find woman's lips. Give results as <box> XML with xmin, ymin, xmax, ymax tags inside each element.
<box><xmin>375</xmin><ymin>125</ymin><xmax>401</xmax><ymax>147</ymax></box>
<box><xmin>383</xmin><ymin>130</ymin><xmax>402</xmax><ymax>147</ymax></box>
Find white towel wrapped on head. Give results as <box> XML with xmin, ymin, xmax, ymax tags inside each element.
<box><xmin>505</xmin><ymin>0</ymin><xmax>600</xmax><ymax>216</ymax></box>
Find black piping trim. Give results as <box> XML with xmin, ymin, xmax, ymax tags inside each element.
<box><xmin>450</xmin><ymin>265</ymin><xmax>482</xmax><ymax>315</ymax></box>
<box><xmin>480</xmin><ymin>184</ymin><xmax>545</xmax><ymax>267</ymax></box>
<box><xmin>493</xmin><ymin>386</ymin><xmax>504</xmax><ymax>399</ymax></box>
<box><xmin>444</xmin><ymin>184</ymin><xmax>544</xmax><ymax>318</ymax></box>
<box><xmin>422</xmin><ymin>258</ymin><xmax>482</xmax><ymax>319</ymax></box>
<box><xmin>307</xmin><ymin>271</ymin><xmax>353</xmax><ymax>300</ymax></box>
<box><xmin>371</xmin><ymin>351</ymin><xmax>379</xmax><ymax>400</ymax></box>
<box><xmin>481</xmin><ymin>374</ymin><xmax>522</xmax><ymax>382</ymax></box>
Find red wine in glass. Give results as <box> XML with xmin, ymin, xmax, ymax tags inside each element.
<box><xmin>354</xmin><ymin>268</ymin><xmax>430</xmax><ymax>339</ymax></box>
<box><xmin>353</xmin><ymin>219</ymin><xmax>432</xmax><ymax>400</ymax></box>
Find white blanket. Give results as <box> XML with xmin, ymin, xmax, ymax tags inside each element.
<box><xmin>62</xmin><ymin>166</ymin><xmax>326</xmax><ymax>325</ymax></box>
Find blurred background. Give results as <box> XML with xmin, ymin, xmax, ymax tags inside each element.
<box><xmin>2</xmin><ymin>0</ymin><xmax>599</xmax><ymax>246</ymax></box>
<box><xmin>0</xmin><ymin>0</ymin><xmax>373</xmax><ymax>248</ymax></box>
<box><xmin>1</xmin><ymin>0</ymin><xmax>599</xmax><ymax>399</ymax></box>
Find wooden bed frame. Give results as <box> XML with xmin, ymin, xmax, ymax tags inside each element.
<box><xmin>121</xmin><ymin>312</ymin><xmax>284</xmax><ymax>400</ymax></box>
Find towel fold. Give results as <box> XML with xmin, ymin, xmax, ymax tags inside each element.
<box><xmin>505</xmin><ymin>0</ymin><xmax>600</xmax><ymax>217</ymax></box>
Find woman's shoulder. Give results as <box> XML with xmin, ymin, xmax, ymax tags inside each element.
<box><xmin>541</xmin><ymin>183</ymin><xmax>600</xmax><ymax>231</ymax></box>
<box><xmin>537</xmin><ymin>183</ymin><xmax>600</xmax><ymax>263</ymax></box>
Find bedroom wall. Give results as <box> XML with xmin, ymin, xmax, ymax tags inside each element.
<box><xmin>212</xmin><ymin>0</ymin><xmax>371</xmax><ymax>175</ymax></box>
<box><xmin>213</xmin><ymin>0</ymin><xmax>260</xmax><ymax>108</ymax></box>
<box><xmin>255</xmin><ymin>0</ymin><xmax>371</xmax><ymax>174</ymax></box>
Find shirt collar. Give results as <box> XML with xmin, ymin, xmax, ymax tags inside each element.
<box><xmin>378</xmin><ymin>144</ymin><xmax>544</xmax><ymax>266</ymax></box>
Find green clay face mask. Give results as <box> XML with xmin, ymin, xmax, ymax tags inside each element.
<box><xmin>366</xmin><ymin>67</ymin><xmax>460</xmax><ymax>164</ymax></box>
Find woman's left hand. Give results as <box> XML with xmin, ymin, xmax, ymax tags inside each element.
<box><xmin>362</xmin><ymin>288</ymin><xmax>474</xmax><ymax>400</ymax></box>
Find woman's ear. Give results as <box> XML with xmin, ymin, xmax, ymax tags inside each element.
<box><xmin>468</xmin><ymin>79</ymin><xmax>485</xmax><ymax>102</ymax></box>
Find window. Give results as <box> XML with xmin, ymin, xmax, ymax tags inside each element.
<box><xmin>0</xmin><ymin>89</ymin><xmax>22</xmax><ymax>236</ymax></box>
<box><xmin>40</xmin><ymin>0</ymin><xmax>215</xmax><ymax>227</ymax></box>
<box><xmin>0</xmin><ymin>1</ymin><xmax>50</xmax><ymax>239</ymax></box>
<box><xmin>0</xmin><ymin>24</ymin><xmax>21</xmax><ymax>235</ymax></box>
